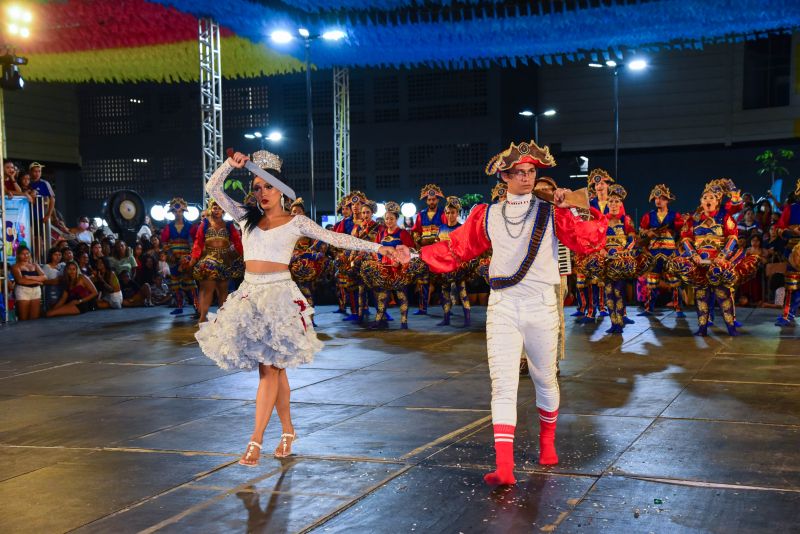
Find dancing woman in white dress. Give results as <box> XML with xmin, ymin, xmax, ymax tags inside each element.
<box><xmin>197</xmin><ymin>150</ymin><xmax>397</xmax><ymax>466</ymax></box>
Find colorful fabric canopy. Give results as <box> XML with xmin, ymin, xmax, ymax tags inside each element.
<box><xmin>17</xmin><ymin>0</ymin><xmax>303</xmax><ymax>82</ymax></box>
<box><xmin>154</xmin><ymin>0</ymin><xmax>800</xmax><ymax>69</ymax></box>
<box><xmin>11</xmin><ymin>0</ymin><xmax>800</xmax><ymax>82</ymax></box>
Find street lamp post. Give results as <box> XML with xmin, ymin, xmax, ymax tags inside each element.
<box><xmin>271</xmin><ymin>28</ymin><xmax>345</xmax><ymax>223</ymax></box>
<box><xmin>518</xmin><ymin>109</ymin><xmax>557</xmax><ymax>142</ymax></box>
<box><xmin>303</xmin><ymin>37</ymin><xmax>316</xmax><ymax>222</ymax></box>
<box><xmin>589</xmin><ymin>59</ymin><xmax>647</xmax><ymax>179</ymax></box>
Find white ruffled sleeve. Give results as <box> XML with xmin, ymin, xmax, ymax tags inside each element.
<box><xmin>295</xmin><ymin>216</ymin><xmax>382</xmax><ymax>253</ymax></box>
<box><xmin>206</xmin><ymin>159</ymin><xmax>247</xmax><ymax>221</ymax></box>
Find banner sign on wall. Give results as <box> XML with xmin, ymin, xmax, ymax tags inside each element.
<box><xmin>4</xmin><ymin>197</ymin><xmax>32</xmax><ymax>267</ymax></box>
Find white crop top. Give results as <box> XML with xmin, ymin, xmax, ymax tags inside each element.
<box><xmin>206</xmin><ymin>159</ymin><xmax>382</xmax><ymax>264</ymax></box>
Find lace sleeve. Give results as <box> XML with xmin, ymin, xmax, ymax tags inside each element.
<box><xmin>205</xmin><ymin>159</ymin><xmax>246</xmax><ymax>221</ymax></box>
<box><xmin>295</xmin><ymin>216</ymin><xmax>382</xmax><ymax>253</ymax></box>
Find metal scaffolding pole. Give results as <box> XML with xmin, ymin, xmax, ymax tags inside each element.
<box><xmin>333</xmin><ymin>67</ymin><xmax>350</xmax><ymax>219</ymax></box>
<box><xmin>199</xmin><ymin>18</ymin><xmax>223</xmax><ymax>207</ymax></box>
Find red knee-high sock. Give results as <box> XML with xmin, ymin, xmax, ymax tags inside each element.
<box><xmin>483</xmin><ymin>424</ymin><xmax>516</xmax><ymax>486</ymax></box>
<box><xmin>538</xmin><ymin>408</ymin><xmax>559</xmax><ymax>465</ymax></box>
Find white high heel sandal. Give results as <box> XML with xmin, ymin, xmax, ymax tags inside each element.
<box><xmin>239</xmin><ymin>441</ymin><xmax>262</xmax><ymax>467</ymax></box>
<box><xmin>274</xmin><ymin>433</ymin><xmax>297</xmax><ymax>458</ymax></box>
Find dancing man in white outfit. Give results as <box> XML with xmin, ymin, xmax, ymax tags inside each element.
<box><xmin>397</xmin><ymin>140</ymin><xmax>606</xmax><ymax>485</ymax></box>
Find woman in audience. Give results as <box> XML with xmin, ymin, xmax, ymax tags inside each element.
<box><xmin>108</xmin><ymin>240</ymin><xmax>137</xmax><ymax>277</ymax></box>
<box><xmin>93</xmin><ymin>256</ymin><xmax>123</xmax><ymax>309</ymax></box>
<box><xmin>89</xmin><ymin>241</ymin><xmax>104</xmax><ymax>270</ymax></box>
<box><xmin>149</xmin><ymin>235</ymin><xmax>163</xmax><ymax>259</ymax></box>
<box><xmin>11</xmin><ymin>245</ymin><xmax>46</xmax><ymax>320</ymax></box>
<box><xmin>16</xmin><ymin>172</ymin><xmax>36</xmax><ymax>203</ymax></box>
<box><xmin>76</xmin><ymin>251</ymin><xmax>93</xmax><ymax>277</ymax></box>
<box><xmin>133</xmin><ymin>242</ymin><xmax>145</xmax><ymax>270</ymax></box>
<box><xmin>41</xmin><ymin>247</ymin><xmax>64</xmax><ymax>310</ymax></box>
<box><xmin>46</xmin><ymin>261</ymin><xmax>98</xmax><ymax>317</ymax></box>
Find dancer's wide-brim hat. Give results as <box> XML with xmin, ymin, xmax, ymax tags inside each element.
<box><xmin>168</xmin><ymin>197</ymin><xmax>188</xmax><ymax>213</ymax></box>
<box><xmin>649</xmin><ymin>184</ymin><xmax>676</xmax><ymax>202</ymax></box>
<box><xmin>490</xmin><ymin>182</ymin><xmax>507</xmax><ymax>202</ymax></box>
<box><xmin>587</xmin><ymin>168</ymin><xmax>615</xmax><ymax>192</ymax></box>
<box><xmin>419</xmin><ymin>184</ymin><xmax>445</xmax><ymax>200</ymax></box>
<box><xmin>485</xmin><ymin>140</ymin><xmax>556</xmax><ymax>176</ymax></box>
<box><xmin>384</xmin><ymin>201</ymin><xmax>401</xmax><ymax>215</ymax></box>
<box><xmin>608</xmin><ymin>184</ymin><xmax>627</xmax><ymax>200</ymax></box>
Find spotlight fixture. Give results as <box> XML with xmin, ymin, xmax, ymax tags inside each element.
<box><xmin>400</xmin><ymin>202</ymin><xmax>417</xmax><ymax>218</ymax></box>
<box><xmin>0</xmin><ymin>53</ymin><xmax>27</xmax><ymax>91</ymax></box>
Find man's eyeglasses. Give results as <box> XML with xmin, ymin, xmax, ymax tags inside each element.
<box><xmin>503</xmin><ymin>169</ymin><xmax>537</xmax><ymax>178</ymax></box>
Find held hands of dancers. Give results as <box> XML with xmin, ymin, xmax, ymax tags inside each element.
<box><xmin>394</xmin><ymin>245</ymin><xmax>412</xmax><ymax>264</ymax></box>
<box><xmin>377</xmin><ymin>246</ymin><xmax>398</xmax><ymax>261</ymax></box>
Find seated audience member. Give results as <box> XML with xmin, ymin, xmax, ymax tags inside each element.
<box><xmin>93</xmin><ymin>256</ymin><xmax>123</xmax><ymax>309</ymax></box>
<box><xmin>77</xmin><ymin>251</ymin><xmax>94</xmax><ymax>277</ymax></box>
<box><xmin>100</xmin><ymin>238</ymin><xmax>113</xmax><ymax>258</ymax></box>
<box><xmin>11</xmin><ymin>245</ymin><xmax>46</xmax><ymax>320</ymax></box>
<box><xmin>761</xmin><ymin>273</ymin><xmax>786</xmax><ymax>309</ymax></box>
<box><xmin>150</xmin><ymin>274</ymin><xmax>172</xmax><ymax>305</ymax></box>
<box><xmin>62</xmin><ymin>247</ymin><xmax>75</xmax><ymax>264</ymax></box>
<box><xmin>89</xmin><ymin>240</ymin><xmax>104</xmax><ymax>270</ymax></box>
<box><xmin>133</xmin><ymin>243</ymin><xmax>144</xmax><ymax>269</ymax></box>
<box><xmin>149</xmin><ymin>235</ymin><xmax>163</xmax><ymax>259</ymax></box>
<box><xmin>157</xmin><ymin>251</ymin><xmax>170</xmax><ymax>278</ymax></box>
<box><xmin>119</xmin><ymin>270</ymin><xmax>152</xmax><ymax>307</ymax></box>
<box><xmin>108</xmin><ymin>240</ymin><xmax>137</xmax><ymax>277</ymax></box>
<box><xmin>737</xmin><ymin>208</ymin><xmax>761</xmax><ymax>238</ymax></box>
<box><xmin>41</xmin><ymin>247</ymin><xmax>64</xmax><ymax>309</ymax></box>
<box><xmin>73</xmin><ymin>216</ymin><xmax>94</xmax><ymax>244</ymax></box>
<box><xmin>135</xmin><ymin>254</ymin><xmax>158</xmax><ymax>287</ymax></box>
<box><xmin>46</xmin><ymin>261</ymin><xmax>98</xmax><ymax>317</ymax></box>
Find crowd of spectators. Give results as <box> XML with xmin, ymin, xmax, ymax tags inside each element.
<box><xmin>729</xmin><ymin>190</ymin><xmax>793</xmax><ymax>308</ymax></box>
<box><xmin>9</xmin><ymin>227</ymin><xmax>177</xmax><ymax>321</ymax></box>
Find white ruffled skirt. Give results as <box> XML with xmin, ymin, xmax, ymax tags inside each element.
<box><xmin>195</xmin><ymin>271</ymin><xmax>322</xmax><ymax>370</ymax></box>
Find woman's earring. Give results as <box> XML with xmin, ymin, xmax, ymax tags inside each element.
<box><xmin>280</xmin><ymin>194</ymin><xmax>286</xmax><ymax>210</ymax></box>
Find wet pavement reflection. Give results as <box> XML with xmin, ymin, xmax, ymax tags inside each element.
<box><xmin>0</xmin><ymin>305</ymin><xmax>798</xmax><ymax>532</ymax></box>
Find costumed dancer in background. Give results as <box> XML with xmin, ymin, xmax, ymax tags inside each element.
<box><xmin>575</xmin><ymin>169</ymin><xmax>614</xmax><ymax>323</ymax></box>
<box><xmin>289</xmin><ymin>198</ymin><xmax>328</xmax><ymax>328</ymax></box>
<box><xmin>711</xmin><ymin>178</ymin><xmax>745</xmax><ymax>328</ymax></box>
<box><xmin>161</xmin><ymin>197</ymin><xmax>198</xmax><ymax>316</ymax></box>
<box><xmin>671</xmin><ymin>180</ymin><xmax>757</xmax><ymax>337</ymax></box>
<box><xmin>435</xmin><ymin>196</ymin><xmax>474</xmax><ymax>327</ymax></box>
<box><xmin>197</xmin><ymin>150</ymin><xmax>396</xmax><ymax>466</ymax></box>
<box><xmin>775</xmin><ymin>178</ymin><xmax>800</xmax><ymax>326</ymax></box>
<box><xmin>638</xmin><ymin>184</ymin><xmax>685</xmax><ymax>317</ymax></box>
<box><xmin>600</xmin><ymin>185</ymin><xmax>644</xmax><ymax>334</ymax></box>
<box><xmin>332</xmin><ymin>196</ymin><xmax>352</xmax><ymax>315</ymax></box>
<box><xmin>351</xmin><ymin>198</ymin><xmax>380</xmax><ymax>323</ymax></box>
<box><xmin>189</xmin><ymin>199</ymin><xmax>244</xmax><ymax>324</ymax></box>
<box><xmin>398</xmin><ymin>141</ymin><xmax>607</xmax><ymax>486</ymax></box>
<box><xmin>411</xmin><ymin>184</ymin><xmax>446</xmax><ymax>316</ymax></box>
<box><xmin>362</xmin><ymin>201</ymin><xmax>419</xmax><ymax>330</ymax></box>
<box><xmin>334</xmin><ymin>193</ymin><xmax>364</xmax><ymax>321</ymax></box>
